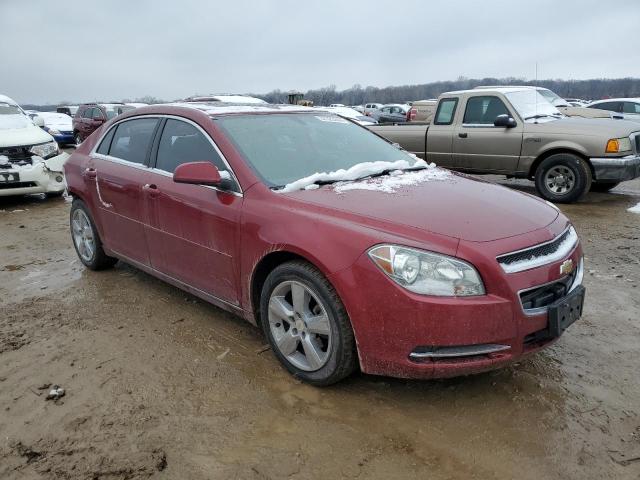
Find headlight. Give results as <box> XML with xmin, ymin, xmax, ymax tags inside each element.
<box><xmin>47</xmin><ymin>128</ymin><xmax>61</xmax><ymax>136</ymax></box>
<box><xmin>29</xmin><ymin>140</ymin><xmax>59</xmax><ymax>159</ymax></box>
<box><xmin>605</xmin><ymin>137</ymin><xmax>632</xmax><ymax>153</ymax></box>
<box><xmin>368</xmin><ymin>245</ymin><xmax>485</xmax><ymax>296</ymax></box>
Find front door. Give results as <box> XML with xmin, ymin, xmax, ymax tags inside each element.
<box><xmin>144</xmin><ymin>118</ymin><xmax>242</xmax><ymax>305</ymax></box>
<box><xmin>425</xmin><ymin>97</ymin><xmax>458</xmax><ymax>168</ymax></box>
<box><xmin>453</xmin><ymin>95</ymin><xmax>524</xmax><ymax>172</ymax></box>
<box><xmin>90</xmin><ymin>117</ymin><xmax>160</xmax><ymax>265</ymax></box>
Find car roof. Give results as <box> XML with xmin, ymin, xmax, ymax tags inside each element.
<box><xmin>444</xmin><ymin>87</ymin><xmax>534</xmax><ymax>95</ymax></box>
<box><xmin>589</xmin><ymin>98</ymin><xmax>640</xmax><ymax>103</ymax></box>
<box><xmin>0</xmin><ymin>94</ymin><xmax>19</xmax><ymax>106</ymax></box>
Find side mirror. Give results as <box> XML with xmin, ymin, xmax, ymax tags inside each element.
<box><xmin>173</xmin><ymin>161</ymin><xmax>225</xmax><ymax>187</ymax></box>
<box><xmin>33</xmin><ymin>116</ymin><xmax>45</xmax><ymax>128</ymax></box>
<box><xmin>494</xmin><ymin>114</ymin><xmax>517</xmax><ymax>128</ymax></box>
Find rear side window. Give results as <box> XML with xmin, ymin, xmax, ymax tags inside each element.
<box><xmin>92</xmin><ymin>108</ymin><xmax>105</xmax><ymax>120</ymax></box>
<box><xmin>155</xmin><ymin>119</ymin><xmax>227</xmax><ymax>174</ymax></box>
<box><xmin>623</xmin><ymin>102</ymin><xmax>640</xmax><ymax>114</ymax></box>
<box><xmin>96</xmin><ymin>127</ymin><xmax>116</xmax><ymax>155</ymax></box>
<box><xmin>463</xmin><ymin>96</ymin><xmax>509</xmax><ymax>124</ymax></box>
<box><xmin>433</xmin><ymin>98</ymin><xmax>458</xmax><ymax>125</ymax></box>
<box><xmin>109</xmin><ymin>118</ymin><xmax>159</xmax><ymax>165</ymax></box>
<box><xmin>81</xmin><ymin>107</ymin><xmax>94</xmax><ymax>119</ymax></box>
<box><xmin>590</xmin><ymin>102</ymin><xmax>621</xmax><ymax>113</ymax></box>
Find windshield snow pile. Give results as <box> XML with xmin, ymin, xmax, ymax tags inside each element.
<box><xmin>334</xmin><ymin>166</ymin><xmax>451</xmax><ymax>193</ymax></box>
<box><xmin>277</xmin><ymin>159</ymin><xmax>433</xmax><ymax>193</ymax></box>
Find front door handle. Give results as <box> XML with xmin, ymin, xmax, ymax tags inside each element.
<box><xmin>458</xmin><ymin>132</ymin><xmax>468</xmax><ymax>138</ymax></box>
<box><xmin>143</xmin><ymin>183</ymin><xmax>159</xmax><ymax>197</ymax></box>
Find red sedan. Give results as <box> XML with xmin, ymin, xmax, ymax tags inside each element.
<box><xmin>64</xmin><ymin>103</ymin><xmax>585</xmax><ymax>385</ymax></box>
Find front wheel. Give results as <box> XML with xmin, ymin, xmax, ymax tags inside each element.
<box><xmin>74</xmin><ymin>132</ymin><xmax>82</xmax><ymax>146</ymax></box>
<box><xmin>534</xmin><ymin>153</ymin><xmax>592</xmax><ymax>203</ymax></box>
<box><xmin>260</xmin><ymin>261</ymin><xmax>357</xmax><ymax>386</ymax></box>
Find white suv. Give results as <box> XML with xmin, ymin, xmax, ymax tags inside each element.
<box><xmin>0</xmin><ymin>94</ymin><xmax>69</xmax><ymax>197</ymax></box>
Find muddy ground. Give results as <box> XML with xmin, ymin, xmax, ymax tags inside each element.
<box><xmin>1</xmin><ymin>173</ymin><xmax>639</xmax><ymax>479</ymax></box>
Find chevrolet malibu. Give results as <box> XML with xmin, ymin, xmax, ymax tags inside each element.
<box><xmin>64</xmin><ymin>103</ymin><xmax>585</xmax><ymax>385</ymax></box>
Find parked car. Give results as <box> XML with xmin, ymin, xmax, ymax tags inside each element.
<box><xmin>352</xmin><ymin>105</ymin><xmax>365</xmax><ymax>114</ymax></box>
<box><xmin>183</xmin><ymin>94</ymin><xmax>267</xmax><ymax>104</ymax></box>
<box><xmin>65</xmin><ymin>102</ymin><xmax>585</xmax><ymax>385</ymax></box>
<box><xmin>369</xmin><ymin>87</ymin><xmax>640</xmax><ymax>202</ymax></box>
<box><xmin>406</xmin><ymin>99</ymin><xmax>438</xmax><ymax>122</ymax></box>
<box><xmin>0</xmin><ymin>94</ymin><xmax>68</xmax><ymax>197</ymax></box>
<box><xmin>372</xmin><ymin>104</ymin><xmax>410</xmax><ymax>123</ymax></box>
<box><xmin>32</xmin><ymin>112</ymin><xmax>75</xmax><ymax>145</ymax></box>
<box><xmin>363</xmin><ymin>103</ymin><xmax>383</xmax><ymax>116</ymax></box>
<box><xmin>586</xmin><ymin>98</ymin><xmax>640</xmax><ymax>121</ymax></box>
<box><xmin>329</xmin><ymin>103</ymin><xmax>345</xmax><ymax>107</ymax></box>
<box><xmin>72</xmin><ymin>103</ymin><xmax>136</xmax><ymax>145</ymax></box>
<box><xmin>57</xmin><ymin>105</ymin><xmax>79</xmax><ymax>117</ymax></box>
<box><xmin>318</xmin><ymin>106</ymin><xmax>378</xmax><ymax>125</ymax></box>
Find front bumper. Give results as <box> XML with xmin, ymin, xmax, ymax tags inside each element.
<box><xmin>0</xmin><ymin>152</ymin><xmax>69</xmax><ymax>197</ymax></box>
<box><xmin>590</xmin><ymin>155</ymin><xmax>640</xmax><ymax>182</ymax></box>
<box><xmin>329</xmin><ymin>221</ymin><xmax>584</xmax><ymax>380</ymax></box>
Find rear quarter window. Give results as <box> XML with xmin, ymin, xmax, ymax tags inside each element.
<box><xmin>433</xmin><ymin>98</ymin><xmax>458</xmax><ymax>125</ymax></box>
<box><xmin>96</xmin><ymin>127</ymin><xmax>116</xmax><ymax>155</ymax></box>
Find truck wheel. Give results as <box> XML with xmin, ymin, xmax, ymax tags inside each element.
<box><xmin>259</xmin><ymin>260</ymin><xmax>357</xmax><ymax>386</ymax></box>
<box><xmin>590</xmin><ymin>181</ymin><xmax>620</xmax><ymax>192</ymax></box>
<box><xmin>534</xmin><ymin>153</ymin><xmax>592</xmax><ymax>203</ymax></box>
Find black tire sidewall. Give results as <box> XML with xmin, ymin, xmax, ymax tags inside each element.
<box><xmin>259</xmin><ymin>262</ymin><xmax>355</xmax><ymax>385</ymax></box>
<box><xmin>535</xmin><ymin>154</ymin><xmax>591</xmax><ymax>203</ymax></box>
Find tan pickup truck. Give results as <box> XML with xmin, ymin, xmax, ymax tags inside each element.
<box><xmin>369</xmin><ymin>87</ymin><xmax>640</xmax><ymax>203</ymax></box>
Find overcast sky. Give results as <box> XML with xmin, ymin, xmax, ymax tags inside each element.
<box><xmin>3</xmin><ymin>0</ymin><xmax>640</xmax><ymax>104</ymax></box>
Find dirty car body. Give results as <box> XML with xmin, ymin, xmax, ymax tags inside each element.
<box><xmin>65</xmin><ymin>103</ymin><xmax>585</xmax><ymax>384</ymax></box>
<box><xmin>0</xmin><ymin>95</ymin><xmax>69</xmax><ymax>197</ymax></box>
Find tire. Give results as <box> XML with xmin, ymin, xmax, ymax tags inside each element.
<box><xmin>74</xmin><ymin>132</ymin><xmax>82</xmax><ymax>146</ymax></box>
<box><xmin>259</xmin><ymin>260</ymin><xmax>357</xmax><ymax>386</ymax></box>
<box><xmin>70</xmin><ymin>199</ymin><xmax>117</xmax><ymax>270</ymax></box>
<box><xmin>534</xmin><ymin>153</ymin><xmax>592</xmax><ymax>203</ymax></box>
<box><xmin>590</xmin><ymin>181</ymin><xmax>620</xmax><ymax>192</ymax></box>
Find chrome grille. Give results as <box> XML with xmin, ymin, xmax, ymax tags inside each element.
<box><xmin>497</xmin><ymin>226</ymin><xmax>578</xmax><ymax>273</ymax></box>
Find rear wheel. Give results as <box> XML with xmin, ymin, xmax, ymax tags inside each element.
<box><xmin>70</xmin><ymin>199</ymin><xmax>117</xmax><ymax>270</ymax></box>
<box><xmin>534</xmin><ymin>153</ymin><xmax>592</xmax><ymax>203</ymax></box>
<box><xmin>590</xmin><ymin>181</ymin><xmax>620</xmax><ymax>192</ymax></box>
<box><xmin>74</xmin><ymin>132</ymin><xmax>82</xmax><ymax>146</ymax></box>
<box><xmin>260</xmin><ymin>261</ymin><xmax>357</xmax><ymax>386</ymax></box>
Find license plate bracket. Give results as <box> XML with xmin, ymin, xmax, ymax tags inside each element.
<box><xmin>548</xmin><ymin>285</ymin><xmax>585</xmax><ymax>337</ymax></box>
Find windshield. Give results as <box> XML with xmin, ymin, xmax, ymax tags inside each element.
<box><xmin>0</xmin><ymin>104</ymin><xmax>22</xmax><ymax>116</ymax></box>
<box><xmin>504</xmin><ymin>90</ymin><xmax>562</xmax><ymax>120</ymax></box>
<box><xmin>216</xmin><ymin>113</ymin><xmax>423</xmax><ymax>188</ymax></box>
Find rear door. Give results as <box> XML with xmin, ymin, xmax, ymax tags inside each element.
<box><xmin>91</xmin><ymin>117</ymin><xmax>160</xmax><ymax>265</ymax></box>
<box><xmin>425</xmin><ymin>97</ymin><xmax>458</xmax><ymax>168</ymax></box>
<box><xmin>452</xmin><ymin>95</ymin><xmax>523</xmax><ymax>172</ymax></box>
<box><xmin>144</xmin><ymin>118</ymin><xmax>243</xmax><ymax>305</ymax></box>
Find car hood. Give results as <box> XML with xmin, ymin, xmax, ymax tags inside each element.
<box><xmin>0</xmin><ymin>114</ymin><xmax>54</xmax><ymax>147</ymax></box>
<box><xmin>526</xmin><ymin>116</ymin><xmax>640</xmax><ymax>137</ymax></box>
<box><xmin>281</xmin><ymin>170</ymin><xmax>559</xmax><ymax>242</ymax></box>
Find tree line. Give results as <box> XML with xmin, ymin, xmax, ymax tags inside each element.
<box><xmin>21</xmin><ymin>77</ymin><xmax>640</xmax><ymax>111</ymax></box>
<box><xmin>256</xmin><ymin>77</ymin><xmax>640</xmax><ymax>106</ymax></box>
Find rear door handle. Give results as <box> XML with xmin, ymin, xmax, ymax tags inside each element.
<box><xmin>458</xmin><ymin>132</ymin><xmax>468</xmax><ymax>138</ymax></box>
<box><xmin>84</xmin><ymin>167</ymin><xmax>97</xmax><ymax>179</ymax></box>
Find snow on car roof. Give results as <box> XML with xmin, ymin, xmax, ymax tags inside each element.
<box><xmin>444</xmin><ymin>87</ymin><xmax>533</xmax><ymax>95</ymax></box>
<box><xmin>588</xmin><ymin>98</ymin><xmax>640</xmax><ymax>103</ymax></box>
<box><xmin>0</xmin><ymin>94</ymin><xmax>19</xmax><ymax>106</ymax></box>
<box><xmin>163</xmin><ymin>102</ymin><xmax>315</xmax><ymax>115</ymax></box>
<box><xmin>184</xmin><ymin>94</ymin><xmax>267</xmax><ymax>104</ymax></box>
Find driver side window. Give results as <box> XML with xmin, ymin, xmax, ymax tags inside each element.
<box><xmin>463</xmin><ymin>96</ymin><xmax>509</xmax><ymax>125</ymax></box>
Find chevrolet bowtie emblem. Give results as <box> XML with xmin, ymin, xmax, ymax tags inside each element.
<box><xmin>560</xmin><ymin>259</ymin><xmax>574</xmax><ymax>275</ymax></box>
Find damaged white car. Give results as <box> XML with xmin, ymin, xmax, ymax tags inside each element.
<box><xmin>0</xmin><ymin>94</ymin><xmax>69</xmax><ymax>197</ymax></box>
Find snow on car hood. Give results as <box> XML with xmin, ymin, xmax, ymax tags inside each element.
<box><xmin>281</xmin><ymin>170</ymin><xmax>559</xmax><ymax>242</ymax></box>
<box><xmin>0</xmin><ymin>114</ymin><xmax>54</xmax><ymax>147</ymax></box>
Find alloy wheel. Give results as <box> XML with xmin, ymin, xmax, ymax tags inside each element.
<box><xmin>71</xmin><ymin>209</ymin><xmax>95</xmax><ymax>262</ymax></box>
<box><xmin>268</xmin><ymin>280</ymin><xmax>332</xmax><ymax>371</ymax></box>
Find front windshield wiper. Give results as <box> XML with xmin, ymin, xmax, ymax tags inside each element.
<box><xmin>524</xmin><ymin>113</ymin><xmax>561</xmax><ymax>120</ymax></box>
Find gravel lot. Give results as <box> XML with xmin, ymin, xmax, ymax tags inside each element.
<box><xmin>1</xmin><ymin>169</ymin><xmax>639</xmax><ymax>479</ymax></box>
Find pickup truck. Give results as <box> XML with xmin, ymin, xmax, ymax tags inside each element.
<box><xmin>369</xmin><ymin>87</ymin><xmax>640</xmax><ymax>203</ymax></box>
